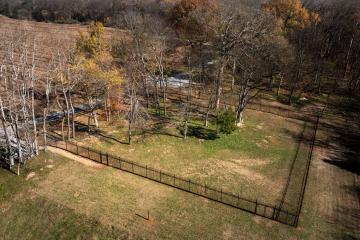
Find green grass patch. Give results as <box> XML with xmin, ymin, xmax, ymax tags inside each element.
<box><xmin>73</xmin><ymin>109</ymin><xmax>305</xmax><ymax>205</ymax></box>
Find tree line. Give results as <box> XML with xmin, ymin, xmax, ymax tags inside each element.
<box><xmin>1</xmin><ymin>0</ymin><xmax>359</xmax><ymax>174</ymax></box>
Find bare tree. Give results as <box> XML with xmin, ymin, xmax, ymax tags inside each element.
<box><xmin>0</xmin><ymin>31</ymin><xmax>42</xmax><ymax>173</ymax></box>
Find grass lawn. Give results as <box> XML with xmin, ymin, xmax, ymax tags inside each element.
<box><xmin>0</xmin><ymin>153</ymin><xmax>126</xmax><ymax>240</ymax></box>
<box><xmin>0</xmin><ymin>148</ymin><xmax>349</xmax><ymax>239</ymax></box>
<box><xmin>72</xmin><ymin>108</ymin><xmax>307</xmax><ymax>207</ymax></box>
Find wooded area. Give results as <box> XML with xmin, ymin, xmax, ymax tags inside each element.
<box><xmin>0</xmin><ymin>0</ymin><xmax>359</xmax><ymax>174</ymax></box>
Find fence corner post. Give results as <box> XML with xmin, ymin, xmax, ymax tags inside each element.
<box><xmin>272</xmin><ymin>205</ymin><xmax>277</xmax><ymax>220</ymax></box>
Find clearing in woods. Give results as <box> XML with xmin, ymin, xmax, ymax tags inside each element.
<box><xmin>1</xmin><ymin>111</ymin><xmax>359</xmax><ymax>239</ymax></box>
<box><xmin>0</xmin><ymin>15</ymin><xmax>359</xmax><ymax>240</ymax></box>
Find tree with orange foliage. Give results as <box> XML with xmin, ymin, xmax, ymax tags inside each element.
<box><xmin>75</xmin><ymin>22</ymin><xmax>123</xmax><ymax>128</ymax></box>
<box><xmin>262</xmin><ymin>0</ymin><xmax>311</xmax><ymax>33</ymax></box>
<box><xmin>262</xmin><ymin>0</ymin><xmax>319</xmax><ymax>103</ymax></box>
<box><xmin>170</xmin><ymin>0</ymin><xmax>218</xmax><ymax>39</ymax></box>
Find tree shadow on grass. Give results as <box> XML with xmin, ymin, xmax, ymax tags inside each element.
<box><xmin>179</xmin><ymin>126</ymin><xmax>219</xmax><ymax>140</ymax></box>
<box><xmin>318</xmin><ymin>119</ymin><xmax>360</xmax><ymax>175</ymax></box>
<box><xmin>317</xmin><ymin>114</ymin><xmax>360</xmax><ymax>239</ymax></box>
<box><xmin>144</xmin><ymin>120</ymin><xmax>183</xmax><ymax>139</ymax></box>
<box><xmin>73</xmin><ymin>121</ymin><xmax>129</xmax><ymax>145</ymax></box>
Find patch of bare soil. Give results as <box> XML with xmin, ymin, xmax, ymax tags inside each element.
<box><xmin>26</xmin><ymin>172</ymin><xmax>36</xmax><ymax>181</ymax></box>
<box><xmin>222</xmin><ymin>225</ymin><xmax>233</xmax><ymax>240</ymax></box>
<box><xmin>47</xmin><ymin>146</ymin><xmax>104</xmax><ymax>168</ymax></box>
<box><xmin>220</xmin><ymin>161</ymin><xmax>265</xmax><ymax>181</ymax></box>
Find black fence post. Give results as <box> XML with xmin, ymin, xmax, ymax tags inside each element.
<box><xmin>106</xmin><ymin>153</ymin><xmax>109</xmax><ymax>166</ymax></box>
<box><xmin>255</xmin><ymin>199</ymin><xmax>258</xmax><ymax>213</ymax></box>
<box><xmin>272</xmin><ymin>205</ymin><xmax>277</xmax><ymax>220</ymax></box>
<box><xmin>100</xmin><ymin>151</ymin><xmax>102</xmax><ymax>163</ymax></box>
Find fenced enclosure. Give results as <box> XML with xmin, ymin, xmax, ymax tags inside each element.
<box><xmin>46</xmin><ymin>114</ymin><xmax>320</xmax><ymax>227</ymax></box>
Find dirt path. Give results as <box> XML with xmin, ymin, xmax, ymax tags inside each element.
<box><xmin>47</xmin><ymin>146</ymin><xmax>104</xmax><ymax>169</ymax></box>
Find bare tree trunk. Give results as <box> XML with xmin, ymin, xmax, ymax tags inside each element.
<box><xmin>143</xmin><ymin>79</ymin><xmax>150</xmax><ymax>109</ymax></box>
<box><xmin>236</xmin><ymin>84</ymin><xmax>247</xmax><ymax>126</ymax></box>
<box><xmin>128</xmin><ymin>90</ymin><xmax>134</xmax><ymax>145</ymax></box>
<box><xmin>63</xmin><ymin>88</ymin><xmax>71</xmax><ymax>140</ymax></box>
<box><xmin>88</xmin><ymin>115</ymin><xmax>91</xmax><ymax>134</ymax></box>
<box><xmin>68</xmin><ymin>89</ymin><xmax>76</xmax><ymax>138</ymax></box>
<box><xmin>61</xmin><ymin>117</ymin><xmax>65</xmax><ymax>141</ymax></box>
<box><xmin>184</xmin><ymin>56</ymin><xmax>193</xmax><ymax>139</ymax></box>
<box><xmin>104</xmin><ymin>87</ymin><xmax>112</xmax><ymax>122</ymax></box>
<box><xmin>205</xmin><ymin>95</ymin><xmax>213</xmax><ymax>127</ymax></box>
<box><xmin>200</xmin><ymin>43</ymin><xmax>206</xmax><ymax>86</ymax></box>
<box><xmin>0</xmin><ymin>96</ymin><xmax>13</xmax><ymax>168</ymax></box>
<box><xmin>14</xmin><ymin>114</ymin><xmax>22</xmax><ymax>164</ymax></box>
<box><xmin>162</xmin><ymin>79</ymin><xmax>167</xmax><ymax>117</ymax></box>
<box><xmin>231</xmin><ymin>59</ymin><xmax>236</xmax><ymax>92</ymax></box>
<box><xmin>43</xmin><ymin>108</ymin><xmax>47</xmax><ymax>151</ymax></box>
<box><xmin>92</xmin><ymin>111</ymin><xmax>99</xmax><ymax>128</ymax></box>
<box><xmin>31</xmin><ymin>74</ymin><xmax>38</xmax><ymax>155</ymax></box>
<box><xmin>154</xmin><ymin>79</ymin><xmax>160</xmax><ymax>115</ymax></box>
<box><xmin>128</xmin><ymin>121</ymin><xmax>132</xmax><ymax>144</ymax></box>
<box><xmin>183</xmin><ymin>116</ymin><xmax>189</xmax><ymax>139</ymax></box>
<box><xmin>288</xmin><ymin>39</ymin><xmax>304</xmax><ymax>104</ymax></box>
<box><xmin>277</xmin><ymin>74</ymin><xmax>283</xmax><ymax>97</ymax></box>
<box><xmin>215</xmin><ymin>62</ymin><xmax>225</xmax><ymax>109</ymax></box>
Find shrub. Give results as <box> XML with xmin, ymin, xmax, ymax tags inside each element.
<box><xmin>216</xmin><ymin>109</ymin><xmax>236</xmax><ymax>134</ymax></box>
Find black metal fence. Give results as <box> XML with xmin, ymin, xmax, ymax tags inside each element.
<box><xmin>44</xmin><ymin>100</ymin><xmax>322</xmax><ymax>227</ymax></box>
<box><xmin>293</xmin><ymin>116</ymin><xmax>320</xmax><ymax>226</ymax></box>
<box><xmin>47</xmin><ymin>137</ymin><xmax>299</xmax><ymax>226</ymax></box>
